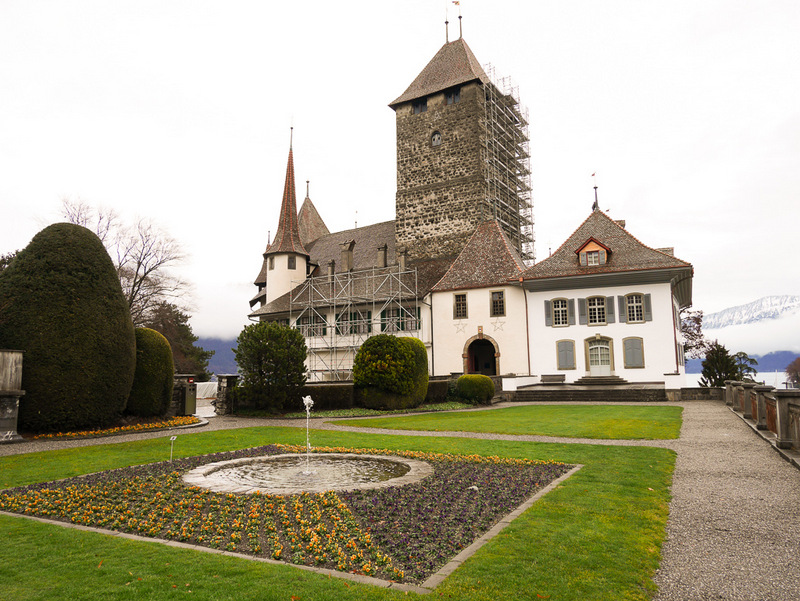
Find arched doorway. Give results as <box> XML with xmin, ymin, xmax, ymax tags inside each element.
<box><xmin>466</xmin><ymin>338</ymin><xmax>497</xmax><ymax>376</ymax></box>
<box><xmin>587</xmin><ymin>338</ymin><xmax>612</xmax><ymax>376</ymax></box>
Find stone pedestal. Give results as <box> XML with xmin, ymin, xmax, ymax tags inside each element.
<box><xmin>732</xmin><ymin>381</ymin><xmax>745</xmax><ymax>412</ymax></box>
<box><xmin>215</xmin><ymin>374</ymin><xmax>239</xmax><ymax>415</ymax></box>
<box><xmin>774</xmin><ymin>390</ymin><xmax>800</xmax><ymax>449</ymax></box>
<box><xmin>742</xmin><ymin>382</ymin><xmax>756</xmax><ymax>419</ymax></box>
<box><xmin>724</xmin><ymin>380</ymin><xmax>735</xmax><ymax>406</ymax></box>
<box><xmin>754</xmin><ymin>385</ymin><xmax>774</xmax><ymax>430</ymax></box>
<box><xmin>0</xmin><ymin>349</ymin><xmax>25</xmax><ymax>444</ymax></box>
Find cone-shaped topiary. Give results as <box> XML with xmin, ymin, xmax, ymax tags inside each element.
<box><xmin>353</xmin><ymin>334</ymin><xmax>428</xmax><ymax>410</ymax></box>
<box><xmin>456</xmin><ymin>374</ymin><xmax>495</xmax><ymax>405</ymax></box>
<box><xmin>126</xmin><ymin>328</ymin><xmax>174</xmax><ymax>417</ymax></box>
<box><xmin>0</xmin><ymin>223</ymin><xmax>136</xmax><ymax>432</ymax></box>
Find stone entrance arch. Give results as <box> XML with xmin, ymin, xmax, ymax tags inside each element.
<box><xmin>463</xmin><ymin>334</ymin><xmax>500</xmax><ymax>376</ymax></box>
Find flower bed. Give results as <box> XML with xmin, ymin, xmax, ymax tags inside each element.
<box><xmin>28</xmin><ymin>415</ymin><xmax>200</xmax><ymax>440</ymax></box>
<box><xmin>0</xmin><ymin>444</ymin><xmax>571</xmax><ymax>584</ymax></box>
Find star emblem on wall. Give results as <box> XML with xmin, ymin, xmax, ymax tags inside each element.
<box><xmin>491</xmin><ymin>318</ymin><xmax>505</xmax><ymax>331</ymax></box>
<box><xmin>454</xmin><ymin>321</ymin><xmax>467</xmax><ymax>333</ymax></box>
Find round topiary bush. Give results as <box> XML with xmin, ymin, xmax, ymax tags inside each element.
<box><xmin>456</xmin><ymin>374</ymin><xmax>495</xmax><ymax>405</ymax></box>
<box><xmin>0</xmin><ymin>223</ymin><xmax>136</xmax><ymax>432</ymax></box>
<box><xmin>126</xmin><ymin>328</ymin><xmax>174</xmax><ymax>417</ymax></box>
<box><xmin>353</xmin><ymin>334</ymin><xmax>428</xmax><ymax>410</ymax></box>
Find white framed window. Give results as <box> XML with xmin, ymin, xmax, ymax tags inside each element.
<box><xmin>552</xmin><ymin>299</ymin><xmax>568</xmax><ymax>326</ymax></box>
<box><xmin>626</xmin><ymin>294</ymin><xmax>644</xmax><ymax>323</ymax></box>
<box><xmin>587</xmin><ymin>250</ymin><xmax>600</xmax><ymax>266</ymax></box>
<box><xmin>587</xmin><ymin>297</ymin><xmax>606</xmax><ymax>325</ymax></box>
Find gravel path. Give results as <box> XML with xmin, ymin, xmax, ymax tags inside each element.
<box><xmin>2</xmin><ymin>399</ymin><xmax>798</xmax><ymax>599</ymax></box>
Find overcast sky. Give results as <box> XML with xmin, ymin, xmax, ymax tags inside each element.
<box><xmin>2</xmin><ymin>0</ymin><xmax>798</xmax><ymax>340</ymax></box>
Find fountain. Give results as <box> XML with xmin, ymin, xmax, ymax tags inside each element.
<box><xmin>183</xmin><ymin>395</ymin><xmax>433</xmax><ymax>495</ymax></box>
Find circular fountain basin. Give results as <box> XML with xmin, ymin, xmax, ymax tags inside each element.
<box><xmin>183</xmin><ymin>453</ymin><xmax>433</xmax><ymax>495</ymax></box>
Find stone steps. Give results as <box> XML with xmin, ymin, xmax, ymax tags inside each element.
<box><xmin>513</xmin><ymin>385</ymin><xmax>667</xmax><ymax>403</ymax></box>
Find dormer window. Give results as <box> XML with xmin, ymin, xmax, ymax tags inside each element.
<box><xmin>446</xmin><ymin>87</ymin><xmax>461</xmax><ymax>105</ymax></box>
<box><xmin>576</xmin><ymin>238</ymin><xmax>610</xmax><ymax>267</ymax></box>
<box><xmin>413</xmin><ymin>98</ymin><xmax>427</xmax><ymax>114</ymax></box>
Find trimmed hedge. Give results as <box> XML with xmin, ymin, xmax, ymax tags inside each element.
<box><xmin>0</xmin><ymin>223</ymin><xmax>136</xmax><ymax>432</ymax></box>
<box><xmin>353</xmin><ymin>334</ymin><xmax>428</xmax><ymax>410</ymax></box>
<box><xmin>456</xmin><ymin>374</ymin><xmax>495</xmax><ymax>405</ymax></box>
<box><xmin>126</xmin><ymin>328</ymin><xmax>174</xmax><ymax>417</ymax></box>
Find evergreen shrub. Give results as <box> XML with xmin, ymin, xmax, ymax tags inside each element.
<box><xmin>126</xmin><ymin>328</ymin><xmax>174</xmax><ymax>417</ymax></box>
<box><xmin>456</xmin><ymin>374</ymin><xmax>495</xmax><ymax>405</ymax></box>
<box><xmin>233</xmin><ymin>321</ymin><xmax>307</xmax><ymax>413</ymax></box>
<box><xmin>0</xmin><ymin>223</ymin><xmax>136</xmax><ymax>432</ymax></box>
<box><xmin>353</xmin><ymin>334</ymin><xmax>428</xmax><ymax>410</ymax></box>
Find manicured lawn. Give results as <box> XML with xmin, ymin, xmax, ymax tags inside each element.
<box><xmin>333</xmin><ymin>404</ymin><xmax>684</xmax><ymax>439</ymax></box>
<box><xmin>0</xmin><ymin>426</ymin><xmax>675</xmax><ymax>600</ymax></box>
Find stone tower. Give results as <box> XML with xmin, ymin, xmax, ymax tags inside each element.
<box><xmin>390</xmin><ymin>37</ymin><xmax>533</xmax><ymax>263</ymax></box>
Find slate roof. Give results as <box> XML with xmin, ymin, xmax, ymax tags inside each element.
<box><xmin>389</xmin><ymin>38</ymin><xmax>490</xmax><ymax>108</ymax></box>
<box><xmin>306</xmin><ymin>221</ymin><xmax>396</xmax><ymax>275</ymax></box>
<box><xmin>297</xmin><ymin>196</ymin><xmax>330</xmax><ymax>248</ymax></box>
<box><xmin>265</xmin><ymin>147</ymin><xmax>308</xmax><ymax>257</ymax></box>
<box><xmin>431</xmin><ymin>220</ymin><xmax>526</xmax><ymax>292</ymax></box>
<box><xmin>520</xmin><ymin>209</ymin><xmax>692</xmax><ymax>281</ymax></box>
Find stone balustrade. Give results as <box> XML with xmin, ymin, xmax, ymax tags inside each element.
<box><xmin>728</xmin><ymin>381</ymin><xmax>800</xmax><ymax>452</ymax></box>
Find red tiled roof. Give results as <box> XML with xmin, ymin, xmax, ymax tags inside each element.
<box><xmin>297</xmin><ymin>196</ymin><xmax>330</xmax><ymax>248</ymax></box>
<box><xmin>521</xmin><ymin>209</ymin><xmax>692</xmax><ymax>281</ymax></box>
<box><xmin>389</xmin><ymin>38</ymin><xmax>490</xmax><ymax>108</ymax></box>
<box><xmin>265</xmin><ymin>147</ymin><xmax>308</xmax><ymax>257</ymax></box>
<box><xmin>431</xmin><ymin>220</ymin><xmax>526</xmax><ymax>292</ymax></box>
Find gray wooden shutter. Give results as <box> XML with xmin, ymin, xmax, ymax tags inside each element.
<box><xmin>624</xmin><ymin>338</ymin><xmax>644</xmax><ymax>368</ymax></box>
<box><xmin>644</xmin><ymin>294</ymin><xmax>653</xmax><ymax>321</ymax></box>
<box><xmin>618</xmin><ymin>296</ymin><xmax>627</xmax><ymax>323</ymax></box>
<box><xmin>568</xmin><ymin>299</ymin><xmax>576</xmax><ymax>325</ymax></box>
<box><xmin>544</xmin><ymin>300</ymin><xmax>552</xmax><ymax>326</ymax></box>
<box><xmin>599</xmin><ymin>250</ymin><xmax>606</xmax><ymax>265</ymax></box>
<box><xmin>557</xmin><ymin>340</ymin><xmax>575</xmax><ymax>369</ymax></box>
<box><xmin>578</xmin><ymin>298</ymin><xmax>587</xmax><ymax>325</ymax></box>
<box><xmin>579</xmin><ymin>252</ymin><xmax>587</xmax><ymax>266</ymax></box>
<box><xmin>606</xmin><ymin>296</ymin><xmax>615</xmax><ymax>323</ymax></box>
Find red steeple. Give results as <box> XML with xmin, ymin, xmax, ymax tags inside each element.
<box><xmin>266</xmin><ymin>143</ymin><xmax>308</xmax><ymax>257</ymax></box>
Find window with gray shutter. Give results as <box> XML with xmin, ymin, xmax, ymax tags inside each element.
<box><xmin>643</xmin><ymin>294</ymin><xmax>653</xmax><ymax>321</ymax></box>
<box><xmin>568</xmin><ymin>298</ymin><xmax>576</xmax><ymax>325</ymax></box>
<box><xmin>606</xmin><ymin>296</ymin><xmax>615</xmax><ymax>323</ymax></box>
<box><xmin>544</xmin><ymin>299</ymin><xmax>552</xmax><ymax>326</ymax></box>
<box><xmin>623</xmin><ymin>337</ymin><xmax>645</xmax><ymax>368</ymax></box>
<box><xmin>578</xmin><ymin>298</ymin><xmax>587</xmax><ymax>324</ymax></box>
<box><xmin>557</xmin><ymin>340</ymin><xmax>576</xmax><ymax>369</ymax></box>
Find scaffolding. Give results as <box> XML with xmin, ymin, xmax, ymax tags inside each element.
<box><xmin>289</xmin><ymin>266</ymin><xmax>420</xmax><ymax>381</ymax></box>
<box><xmin>482</xmin><ymin>64</ymin><xmax>535</xmax><ymax>264</ymax></box>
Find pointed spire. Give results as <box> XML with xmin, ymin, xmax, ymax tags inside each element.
<box><xmin>266</xmin><ymin>140</ymin><xmax>308</xmax><ymax>256</ymax></box>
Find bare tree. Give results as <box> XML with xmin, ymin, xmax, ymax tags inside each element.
<box><xmin>680</xmin><ymin>308</ymin><xmax>712</xmax><ymax>359</ymax></box>
<box><xmin>61</xmin><ymin>198</ymin><xmax>188</xmax><ymax>326</ymax></box>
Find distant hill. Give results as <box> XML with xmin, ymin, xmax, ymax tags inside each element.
<box><xmin>685</xmin><ymin>350</ymin><xmax>798</xmax><ymax>376</ymax></box>
<box><xmin>197</xmin><ymin>337</ymin><xmax>238</xmax><ymax>376</ymax></box>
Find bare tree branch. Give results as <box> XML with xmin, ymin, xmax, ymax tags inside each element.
<box><xmin>61</xmin><ymin>199</ymin><xmax>189</xmax><ymax>326</ymax></box>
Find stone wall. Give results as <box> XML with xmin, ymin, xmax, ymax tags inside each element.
<box><xmin>394</xmin><ymin>82</ymin><xmax>489</xmax><ymax>261</ymax></box>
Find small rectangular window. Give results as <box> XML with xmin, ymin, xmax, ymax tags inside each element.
<box><xmin>587</xmin><ymin>251</ymin><xmax>600</xmax><ymax>266</ymax></box>
<box><xmin>413</xmin><ymin>98</ymin><xmax>427</xmax><ymax>114</ymax></box>
<box><xmin>287</xmin><ymin>255</ymin><xmax>296</xmax><ymax>270</ymax></box>
<box><xmin>490</xmin><ymin>291</ymin><xmax>505</xmax><ymax>317</ymax></box>
<box><xmin>627</xmin><ymin>294</ymin><xmax>644</xmax><ymax>323</ymax></box>
<box><xmin>446</xmin><ymin>88</ymin><xmax>461</xmax><ymax>105</ymax></box>
<box><xmin>587</xmin><ymin>297</ymin><xmax>606</xmax><ymax>324</ymax></box>
<box><xmin>552</xmin><ymin>299</ymin><xmax>568</xmax><ymax>326</ymax></box>
<box><xmin>268</xmin><ymin>256</ymin><xmax>275</xmax><ymax>270</ymax></box>
<box><xmin>454</xmin><ymin>293</ymin><xmax>467</xmax><ymax>319</ymax></box>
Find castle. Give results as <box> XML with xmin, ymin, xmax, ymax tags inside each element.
<box><xmin>249</xmin><ymin>32</ymin><xmax>693</xmax><ymax>388</ymax></box>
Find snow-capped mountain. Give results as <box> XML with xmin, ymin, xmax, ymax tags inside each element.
<box><xmin>704</xmin><ymin>296</ymin><xmax>800</xmax><ymax>329</ymax></box>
